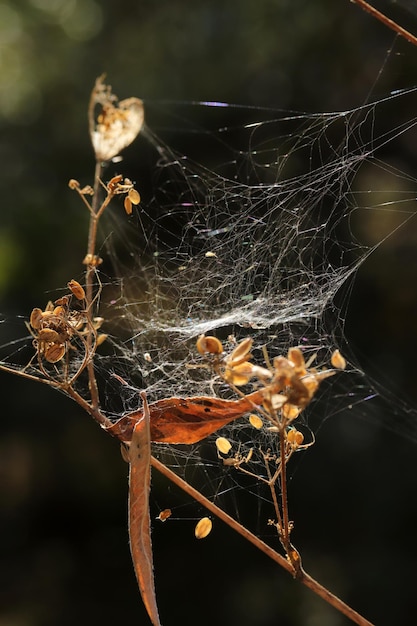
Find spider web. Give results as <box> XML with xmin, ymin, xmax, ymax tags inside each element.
<box><xmin>2</xmin><ymin>86</ymin><xmax>417</xmax><ymax>532</ymax></box>
<box><xmin>83</xmin><ymin>87</ymin><xmax>417</xmax><ymax>525</ymax></box>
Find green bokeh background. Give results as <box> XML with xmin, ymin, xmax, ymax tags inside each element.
<box><xmin>2</xmin><ymin>1</ymin><xmax>417</xmax><ymax>625</ymax></box>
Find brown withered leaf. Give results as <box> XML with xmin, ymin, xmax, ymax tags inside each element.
<box><xmin>128</xmin><ymin>392</ymin><xmax>161</xmax><ymax>626</ymax></box>
<box><xmin>107</xmin><ymin>390</ymin><xmax>264</xmax><ymax>445</ymax></box>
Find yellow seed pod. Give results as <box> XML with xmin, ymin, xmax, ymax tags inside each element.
<box><xmin>249</xmin><ymin>414</ymin><xmax>263</xmax><ymax>429</ymax></box>
<box><xmin>53</xmin><ymin>305</ymin><xmax>66</xmax><ymax>317</ymax></box>
<box><xmin>44</xmin><ymin>343</ymin><xmax>66</xmax><ymax>363</ymax></box>
<box><xmin>38</xmin><ymin>328</ymin><xmax>60</xmax><ymax>342</ymax></box>
<box><xmin>128</xmin><ymin>188</ymin><xmax>141</xmax><ymax>205</ymax></box>
<box><xmin>30</xmin><ymin>308</ymin><xmax>43</xmax><ymax>330</ymax></box>
<box><xmin>96</xmin><ymin>333</ymin><xmax>108</xmax><ymax>346</ymax></box>
<box><xmin>281</xmin><ymin>403</ymin><xmax>301</xmax><ymax>421</ymax></box>
<box><xmin>124</xmin><ymin>196</ymin><xmax>133</xmax><ymax>215</ymax></box>
<box><xmin>215</xmin><ymin>437</ymin><xmax>232</xmax><ymax>455</ymax></box>
<box><xmin>331</xmin><ymin>349</ymin><xmax>346</xmax><ymax>370</ymax></box>
<box><xmin>195</xmin><ymin>517</ymin><xmax>212</xmax><ymax>539</ymax></box>
<box><xmin>196</xmin><ymin>335</ymin><xmax>223</xmax><ymax>355</ymax></box>
<box><xmin>68</xmin><ymin>279</ymin><xmax>85</xmax><ymax>300</ymax></box>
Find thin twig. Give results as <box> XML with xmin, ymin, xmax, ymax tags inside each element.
<box><xmin>350</xmin><ymin>0</ymin><xmax>417</xmax><ymax>47</ymax></box>
<box><xmin>151</xmin><ymin>455</ymin><xmax>375</xmax><ymax>626</ymax></box>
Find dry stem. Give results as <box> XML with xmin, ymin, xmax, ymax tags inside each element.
<box><xmin>351</xmin><ymin>0</ymin><xmax>417</xmax><ymax>46</ymax></box>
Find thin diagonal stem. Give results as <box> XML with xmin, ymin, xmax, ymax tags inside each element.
<box><xmin>351</xmin><ymin>0</ymin><xmax>417</xmax><ymax>47</ymax></box>
<box><xmin>151</xmin><ymin>455</ymin><xmax>375</xmax><ymax>626</ymax></box>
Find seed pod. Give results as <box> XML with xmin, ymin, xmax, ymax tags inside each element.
<box><xmin>44</xmin><ymin>343</ymin><xmax>66</xmax><ymax>363</ymax></box>
<box><xmin>30</xmin><ymin>308</ymin><xmax>43</xmax><ymax>330</ymax></box>
<box><xmin>215</xmin><ymin>437</ymin><xmax>232</xmax><ymax>455</ymax></box>
<box><xmin>195</xmin><ymin>517</ymin><xmax>212</xmax><ymax>539</ymax></box>
<box><xmin>128</xmin><ymin>188</ymin><xmax>141</xmax><ymax>205</ymax></box>
<box><xmin>331</xmin><ymin>349</ymin><xmax>346</xmax><ymax>370</ymax></box>
<box><xmin>227</xmin><ymin>337</ymin><xmax>253</xmax><ymax>366</ymax></box>
<box><xmin>249</xmin><ymin>414</ymin><xmax>263</xmax><ymax>429</ymax></box>
<box><xmin>224</xmin><ymin>361</ymin><xmax>254</xmax><ymax>386</ymax></box>
<box><xmin>68</xmin><ymin>279</ymin><xmax>85</xmax><ymax>300</ymax></box>
<box><xmin>96</xmin><ymin>333</ymin><xmax>108</xmax><ymax>346</ymax></box>
<box><xmin>157</xmin><ymin>509</ymin><xmax>172</xmax><ymax>522</ymax></box>
<box><xmin>53</xmin><ymin>306</ymin><xmax>66</xmax><ymax>317</ymax></box>
<box><xmin>282</xmin><ymin>403</ymin><xmax>301</xmax><ymax>421</ymax></box>
<box><xmin>38</xmin><ymin>328</ymin><xmax>60</xmax><ymax>342</ymax></box>
<box><xmin>124</xmin><ymin>196</ymin><xmax>133</xmax><ymax>215</ymax></box>
<box><xmin>68</xmin><ymin>179</ymin><xmax>80</xmax><ymax>189</ymax></box>
<box><xmin>287</xmin><ymin>429</ymin><xmax>304</xmax><ymax>446</ymax></box>
<box><xmin>196</xmin><ymin>335</ymin><xmax>223</xmax><ymax>355</ymax></box>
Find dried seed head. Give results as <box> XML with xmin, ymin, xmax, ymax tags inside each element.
<box><xmin>195</xmin><ymin>517</ymin><xmax>212</xmax><ymax>539</ymax></box>
<box><xmin>331</xmin><ymin>349</ymin><xmax>346</xmax><ymax>370</ymax></box>
<box><xmin>30</xmin><ymin>308</ymin><xmax>43</xmax><ymax>330</ymax></box>
<box><xmin>68</xmin><ymin>279</ymin><xmax>85</xmax><ymax>300</ymax></box>
<box><xmin>287</xmin><ymin>429</ymin><xmax>304</xmax><ymax>446</ymax></box>
<box><xmin>157</xmin><ymin>509</ymin><xmax>172</xmax><ymax>522</ymax></box>
<box><xmin>249</xmin><ymin>414</ymin><xmax>263</xmax><ymax>429</ymax></box>
<box><xmin>215</xmin><ymin>437</ymin><xmax>232</xmax><ymax>455</ymax></box>
<box><xmin>44</xmin><ymin>343</ymin><xmax>66</xmax><ymax>363</ymax></box>
<box><xmin>128</xmin><ymin>188</ymin><xmax>141</xmax><ymax>205</ymax></box>
<box><xmin>90</xmin><ymin>77</ymin><xmax>144</xmax><ymax>161</ymax></box>
<box><xmin>196</xmin><ymin>335</ymin><xmax>223</xmax><ymax>355</ymax></box>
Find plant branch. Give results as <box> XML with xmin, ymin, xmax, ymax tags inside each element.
<box><xmin>151</xmin><ymin>455</ymin><xmax>375</xmax><ymax>626</ymax></box>
<box><xmin>350</xmin><ymin>0</ymin><xmax>417</xmax><ymax>47</ymax></box>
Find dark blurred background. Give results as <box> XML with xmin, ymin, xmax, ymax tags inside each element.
<box><xmin>2</xmin><ymin>1</ymin><xmax>417</xmax><ymax>625</ymax></box>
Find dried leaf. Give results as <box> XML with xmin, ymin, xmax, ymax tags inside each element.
<box><xmin>128</xmin><ymin>392</ymin><xmax>161</xmax><ymax>626</ymax></box>
<box><xmin>107</xmin><ymin>390</ymin><xmax>264</xmax><ymax>445</ymax></box>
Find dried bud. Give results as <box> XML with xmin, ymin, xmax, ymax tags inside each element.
<box><xmin>68</xmin><ymin>179</ymin><xmax>80</xmax><ymax>189</ymax></box>
<box><xmin>195</xmin><ymin>517</ymin><xmax>212</xmax><ymax>539</ymax></box>
<box><xmin>68</xmin><ymin>279</ymin><xmax>86</xmax><ymax>300</ymax></box>
<box><xmin>157</xmin><ymin>509</ymin><xmax>172</xmax><ymax>522</ymax></box>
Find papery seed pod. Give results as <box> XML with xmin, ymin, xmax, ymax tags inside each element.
<box><xmin>53</xmin><ymin>306</ymin><xmax>66</xmax><ymax>317</ymax></box>
<box><xmin>195</xmin><ymin>517</ymin><xmax>212</xmax><ymax>539</ymax></box>
<box><xmin>196</xmin><ymin>335</ymin><xmax>223</xmax><ymax>355</ymax></box>
<box><xmin>68</xmin><ymin>179</ymin><xmax>80</xmax><ymax>189</ymax></box>
<box><xmin>227</xmin><ymin>337</ymin><xmax>253</xmax><ymax>366</ymax></box>
<box><xmin>44</xmin><ymin>343</ymin><xmax>66</xmax><ymax>363</ymax></box>
<box><xmin>68</xmin><ymin>279</ymin><xmax>86</xmax><ymax>300</ymax></box>
<box><xmin>282</xmin><ymin>403</ymin><xmax>301</xmax><ymax>421</ymax></box>
<box><xmin>128</xmin><ymin>188</ymin><xmax>140</xmax><ymax>205</ymax></box>
<box><xmin>107</xmin><ymin>174</ymin><xmax>123</xmax><ymax>191</ymax></box>
<box><xmin>30</xmin><ymin>308</ymin><xmax>43</xmax><ymax>330</ymax></box>
<box><xmin>249</xmin><ymin>414</ymin><xmax>263</xmax><ymax>429</ymax></box>
<box><xmin>287</xmin><ymin>347</ymin><xmax>305</xmax><ymax>370</ymax></box>
<box><xmin>331</xmin><ymin>349</ymin><xmax>346</xmax><ymax>370</ymax></box>
<box><xmin>124</xmin><ymin>196</ymin><xmax>133</xmax><ymax>215</ymax></box>
<box><xmin>215</xmin><ymin>437</ymin><xmax>232</xmax><ymax>454</ymax></box>
<box><xmin>157</xmin><ymin>509</ymin><xmax>172</xmax><ymax>522</ymax></box>
<box><xmin>54</xmin><ymin>296</ymin><xmax>70</xmax><ymax>307</ymax></box>
<box><xmin>38</xmin><ymin>329</ymin><xmax>60</xmax><ymax>342</ymax></box>
<box><xmin>224</xmin><ymin>361</ymin><xmax>254</xmax><ymax>386</ymax></box>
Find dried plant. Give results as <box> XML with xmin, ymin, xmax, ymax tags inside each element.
<box><xmin>0</xmin><ymin>76</ymin><xmax>377</xmax><ymax>626</ymax></box>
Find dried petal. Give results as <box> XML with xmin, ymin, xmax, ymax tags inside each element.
<box><xmin>224</xmin><ymin>361</ymin><xmax>254</xmax><ymax>386</ymax></box>
<box><xmin>195</xmin><ymin>517</ymin><xmax>212</xmax><ymax>539</ymax></box>
<box><xmin>215</xmin><ymin>437</ymin><xmax>232</xmax><ymax>454</ymax></box>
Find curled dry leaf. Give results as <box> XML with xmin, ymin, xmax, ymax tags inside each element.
<box><xmin>89</xmin><ymin>76</ymin><xmax>144</xmax><ymax>161</ymax></box>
